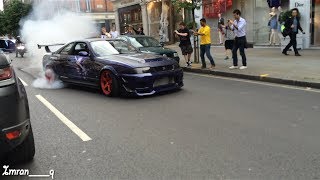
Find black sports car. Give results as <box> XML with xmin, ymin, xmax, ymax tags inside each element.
<box><xmin>0</xmin><ymin>50</ymin><xmax>35</xmax><ymax>163</ymax></box>
<box><xmin>41</xmin><ymin>39</ymin><xmax>183</xmax><ymax>96</ymax></box>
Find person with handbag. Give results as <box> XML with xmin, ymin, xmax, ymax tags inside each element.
<box><xmin>282</xmin><ymin>8</ymin><xmax>305</xmax><ymax>56</ymax></box>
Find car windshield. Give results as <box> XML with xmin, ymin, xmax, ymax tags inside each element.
<box><xmin>91</xmin><ymin>41</ymin><xmax>137</xmax><ymax>57</ymax></box>
<box><xmin>129</xmin><ymin>37</ymin><xmax>161</xmax><ymax>48</ymax></box>
<box><xmin>90</xmin><ymin>41</ymin><xmax>119</xmax><ymax>56</ymax></box>
<box><xmin>108</xmin><ymin>40</ymin><xmax>138</xmax><ymax>54</ymax></box>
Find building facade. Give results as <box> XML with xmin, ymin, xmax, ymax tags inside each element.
<box><xmin>111</xmin><ymin>0</ymin><xmax>183</xmax><ymax>44</ymax></box>
<box><xmin>111</xmin><ymin>0</ymin><xmax>320</xmax><ymax>47</ymax></box>
<box><xmin>14</xmin><ymin>0</ymin><xmax>116</xmax><ymax>31</ymax></box>
<box><xmin>202</xmin><ymin>0</ymin><xmax>320</xmax><ymax>47</ymax></box>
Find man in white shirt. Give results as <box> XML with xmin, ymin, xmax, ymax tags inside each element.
<box><xmin>110</xmin><ymin>27</ymin><xmax>119</xmax><ymax>38</ymax></box>
<box><xmin>101</xmin><ymin>27</ymin><xmax>111</xmax><ymax>39</ymax></box>
<box><xmin>228</xmin><ymin>9</ymin><xmax>248</xmax><ymax>70</ymax></box>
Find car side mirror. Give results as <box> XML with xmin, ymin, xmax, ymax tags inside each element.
<box><xmin>78</xmin><ymin>51</ymin><xmax>89</xmax><ymax>57</ymax></box>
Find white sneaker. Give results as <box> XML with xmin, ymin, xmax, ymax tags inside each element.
<box><xmin>229</xmin><ymin>66</ymin><xmax>238</xmax><ymax>69</ymax></box>
<box><xmin>239</xmin><ymin>66</ymin><xmax>247</xmax><ymax>70</ymax></box>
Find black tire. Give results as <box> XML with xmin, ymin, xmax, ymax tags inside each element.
<box><xmin>8</xmin><ymin>126</ymin><xmax>35</xmax><ymax>163</ymax></box>
<box><xmin>100</xmin><ymin>70</ymin><xmax>120</xmax><ymax>97</ymax></box>
<box><xmin>44</xmin><ymin>68</ymin><xmax>56</xmax><ymax>83</ymax></box>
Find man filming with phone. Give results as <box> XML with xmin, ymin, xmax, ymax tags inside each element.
<box><xmin>228</xmin><ymin>9</ymin><xmax>248</xmax><ymax>70</ymax></box>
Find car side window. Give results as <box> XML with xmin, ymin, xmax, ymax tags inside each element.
<box><xmin>60</xmin><ymin>43</ymin><xmax>74</xmax><ymax>55</ymax></box>
<box><xmin>71</xmin><ymin>42</ymin><xmax>89</xmax><ymax>56</ymax></box>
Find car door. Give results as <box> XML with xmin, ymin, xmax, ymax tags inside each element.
<box><xmin>55</xmin><ymin>42</ymin><xmax>74</xmax><ymax>78</ymax></box>
<box><xmin>80</xmin><ymin>43</ymin><xmax>103</xmax><ymax>85</ymax></box>
<box><xmin>66</xmin><ymin>42</ymin><xmax>94</xmax><ymax>83</ymax></box>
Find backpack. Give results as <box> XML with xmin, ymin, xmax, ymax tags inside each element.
<box><xmin>281</xmin><ymin>24</ymin><xmax>291</xmax><ymax>37</ymax></box>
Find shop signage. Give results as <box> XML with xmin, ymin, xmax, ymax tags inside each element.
<box><xmin>295</xmin><ymin>2</ymin><xmax>304</xmax><ymax>7</ymax></box>
<box><xmin>121</xmin><ymin>0</ymin><xmax>135</xmax><ymax>5</ymax></box>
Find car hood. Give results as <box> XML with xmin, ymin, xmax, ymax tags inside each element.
<box><xmin>139</xmin><ymin>47</ymin><xmax>176</xmax><ymax>54</ymax></box>
<box><xmin>98</xmin><ymin>53</ymin><xmax>176</xmax><ymax>68</ymax></box>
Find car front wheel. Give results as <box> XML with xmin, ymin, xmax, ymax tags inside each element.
<box><xmin>100</xmin><ymin>70</ymin><xmax>119</xmax><ymax>97</ymax></box>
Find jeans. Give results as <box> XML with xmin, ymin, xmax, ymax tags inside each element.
<box><xmin>232</xmin><ymin>36</ymin><xmax>247</xmax><ymax>66</ymax></box>
<box><xmin>200</xmin><ymin>44</ymin><xmax>215</xmax><ymax>68</ymax></box>
<box><xmin>283</xmin><ymin>33</ymin><xmax>298</xmax><ymax>54</ymax></box>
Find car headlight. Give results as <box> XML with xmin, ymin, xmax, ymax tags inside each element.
<box><xmin>134</xmin><ymin>67</ymin><xmax>151</xmax><ymax>74</ymax></box>
<box><xmin>123</xmin><ymin>67</ymin><xmax>152</xmax><ymax>74</ymax></box>
<box><xmin>173</xmin><ymin>53</ymin><xmax>179</xmax><ymax>57</ymax></box>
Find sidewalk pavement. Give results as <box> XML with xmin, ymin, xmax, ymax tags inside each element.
<box><xmin>166</xmin><ymin>44</ymin><xmax>320</xmax><ymax>89</ymax></box>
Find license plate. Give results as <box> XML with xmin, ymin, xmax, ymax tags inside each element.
<box><xmin>154</xmin><ymin>77</ymin><xmax>173</xmax><ymax>87</ymax></box>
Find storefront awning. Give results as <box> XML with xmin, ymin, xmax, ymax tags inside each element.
<box><xmin>78</xmin><ymin>13</ymin><xmax>116</xmax><ymax>20</ymax></box>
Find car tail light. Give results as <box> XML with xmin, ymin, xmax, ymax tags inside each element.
<box><xmin>0</xmin><ymin>67</ymin><xmax>13</xmax><ymax>81</ymax></box>
<box><xmin>6</xmin><ymin>130</ymin><xmax>21</xmax><ymax>140</ymax></box>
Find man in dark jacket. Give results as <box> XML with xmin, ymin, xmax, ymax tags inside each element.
<box><xmin>282</xmin><ymin>8</ymin><xmax>305</xmax><ymax>56</ymax></box>
<box><xmin>132</xmin><ymin>26</ymin><xmax>145</xmax><ymax>35</ymax></box>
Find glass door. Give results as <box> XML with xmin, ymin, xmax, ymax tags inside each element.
<box><xmin>311</xmin><ymin>0</ymin><xmax>320</xmax><ymax>46</ymax></box>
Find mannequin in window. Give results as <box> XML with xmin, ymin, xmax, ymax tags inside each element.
<box><xmin>269</xmin><ymin>7</ymin><xmax>279</xmax><ymax>45</ymax></box>
<box><xmin>267</xmin><ymin>0</ymin><xmax>281</xmax><ymax>8</ymax></box>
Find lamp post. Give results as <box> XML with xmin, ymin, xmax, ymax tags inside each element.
<box><xmin>191</xmin><ymin>0</ymin><xmax>199</xmax><ymax>63</ymax></box>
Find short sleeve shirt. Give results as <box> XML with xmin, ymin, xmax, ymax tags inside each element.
<box><xmin>178</xmin><ymin>28</ymin><xmax>191</xmax><ymax>46</ymax></box>
<box><xmin>198</xmin><ymin>25</ymin><xmax>211</xmax><ymax>45</ymax></box>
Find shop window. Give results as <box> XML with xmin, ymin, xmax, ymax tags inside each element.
<box><xmin>203</xmin><ymin>0</ymin><xmax>232</xmax><ymax>18</ymax></box>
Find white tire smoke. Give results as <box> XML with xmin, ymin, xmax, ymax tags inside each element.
<box><xmin>19</xmin><ymin>1</ymin><xmax>99</xmax><ymax>89</ymax></box>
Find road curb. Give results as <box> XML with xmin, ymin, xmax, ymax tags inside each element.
<box><xmin>183</xmin><ymin>67</ymin><xmax>320</xmax><ymax>89</ymax></box>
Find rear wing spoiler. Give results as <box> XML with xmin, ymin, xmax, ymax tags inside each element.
<box><xmin>37</xmin><ymin>43</ymin><xmax>65</xmax><ymax>53</ymax></box>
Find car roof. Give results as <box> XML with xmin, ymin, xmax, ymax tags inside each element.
<box><xmin>77</xmin><ymin>38</ymin><xmax>127</xmax><ymax>43</ymax></box>
<box><xmin>119</xmin><ymin>35</ymin><xmax>153</xmax><ymax>38</ymax></box>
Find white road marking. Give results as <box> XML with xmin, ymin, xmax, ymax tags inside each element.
<box><xmin>35</xmin><ymin>95</ymin><xmax>92</xmax><ymax>142</ymax></box>
<box><xmin>186</xmin><ymin>72</ymin><xmax>320</xmax><ymax>93</ymax></box>
<box><xmin>18</xmin><ymin>77</ymin><xmax>28</xmax><ymax>86</ymax></box>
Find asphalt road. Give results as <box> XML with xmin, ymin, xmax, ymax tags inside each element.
<box><xmin>2</xmin><ymin>55</ymin><xmax>320</xmax><ymax>180</ymax></box>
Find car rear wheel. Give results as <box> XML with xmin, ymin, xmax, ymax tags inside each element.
<box><xmin>100</xmin><ymin>70</ymin><xmax>119</xmax><ymax>97</ymax></box>
<box><xmin>44</xmin><ymin>68</ymin><xmax>55</xmax><ymax>83</ymax></box>
<box><xmin>7</xmin><ymin>126</ymin><xmax>35</xmax><ymax>163</ymax></box>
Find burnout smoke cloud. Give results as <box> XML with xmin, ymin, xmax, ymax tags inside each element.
<box><xmin>19</xmin><ymin>1</ymin><xmax>99</xmax><ymax>89</ymax></box>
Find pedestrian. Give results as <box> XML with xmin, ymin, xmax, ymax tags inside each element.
<box><xmin>15</xmin><ymin>36</ymin><xmax>23</xmax><ymax>58</ymax></box>
<box><xmin>222</xmin><ymin>22</ymin><xmax>235</xmax><ymax>60</ymax></box>
<box><xmin>133</xmin><ymin>26</ymin><xmax>145</xmax><ymax>35</ymax></box>
<box><xmin>269</xmin><ymin>7</ymin><xmax>279</xmax><ymax>45</ymax></box>
<box><xmin>110</xmin><ymin>26</ymin><xmax>119</xmax><ymax>38</ymax></box>
<box><xmin>101</xmin><ymin>27</ymin><xmax>111</xmax><ymax>39</ymax></box>
<box><xmin>218</xmin><ymin>13</ymin><xmax>225</xmax><ymax>45</ymax></box>
<box><xmin>193</xmin><ymin>18</ymin><xmax>215</xmax><ymax>69</ymax></box>
<box><xmin>229</xmin><ymin>9</ymin><xmax>248</xmax><ymax>70</ymax></box>
<box><xmin>126</xmin><ymin>25</ymin><xmax>135</xmax><ymax>35</ymax></box>
<box><xmin>282</xmin><ymin>8</ymin><xmax>305</xmax><ymax>56</ymax></box>
<box><xmin>174</xmin><ymin>22</ymin><xmax>193</xmax><ymax>67</ymax></box>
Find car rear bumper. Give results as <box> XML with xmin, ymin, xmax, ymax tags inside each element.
<box><xmin>0</xmin><ymin>120</ymin><xmax>31</xmax><ymax>155</ymax></box>
<box><xmin>120</xmin><ymin>68</ymin><xmax>183</xmax><ymax>96</ymax></box>
<box><xmin>0</xmin><ymin>80</ymin><xmax>30</xmax><ymax>155</ymax></box>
